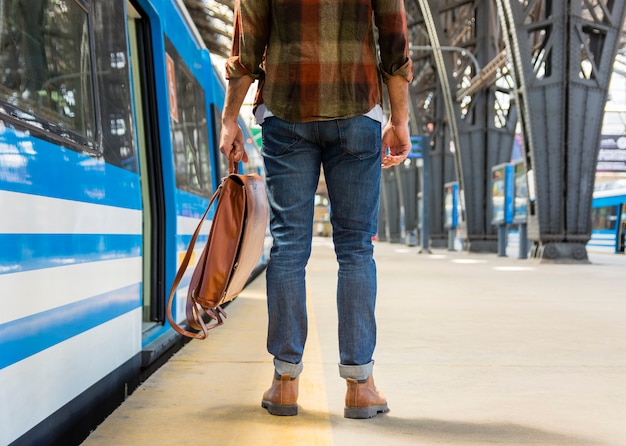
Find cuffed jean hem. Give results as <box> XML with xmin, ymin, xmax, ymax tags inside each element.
<box><xmin>274</xmin><ymin>358</ymin><xmax>304</xmax><ymax>378</ymax></box>
<box><xmin>338</xmin><ymin>361</ymin><xmax>374</xmax><ymax>381</ymax></box>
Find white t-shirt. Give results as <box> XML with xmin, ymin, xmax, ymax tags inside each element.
<box><xmin>254</xmin><ymin>104</ymin><xmax>383</xmax><ymax>126</ymax></box>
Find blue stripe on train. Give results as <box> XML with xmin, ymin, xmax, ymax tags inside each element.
<box><xmin>0</xmin><ymin>126</ymin><xmax>141</xmax><ymax>209</ymax></box>
<box><xmin>0</xmin><ymin>283</ymin><xmax>141</xmax><ymax>370</ymax></box>
<box><xmin>177</xmin><ymin>234</ymin><xmax>208</xmax><ymax>250</ymax></box>
<box><xmin>0</xmin><ymin>234</ymin><xmax>142</xmax><ymax>275</ymax></box>
<box><xmin>176</xmin><ymin>187</ymin><xmax>214</xmax><ymax>219</ymax></box>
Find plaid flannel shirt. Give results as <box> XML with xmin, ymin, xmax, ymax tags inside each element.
<box><xmin>225</xmin><ymin>0</ymin><xmax>413</xmax><ymax>122</ymax></box>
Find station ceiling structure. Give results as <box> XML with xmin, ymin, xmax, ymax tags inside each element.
<box><xmin>183</xmin><ymin>0</ymin><xmax>626</xmax><ymax>263</ymax></box>
<box><xmin>182</xmin><ymin>0</ymin><xmax>234</xmax><ymax>59</ymax></box>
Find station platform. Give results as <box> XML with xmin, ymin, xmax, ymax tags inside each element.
<box><xmin>83</xmin><ymin>239</ymin><xmax>626</xmax><ymax>446</ymax></box>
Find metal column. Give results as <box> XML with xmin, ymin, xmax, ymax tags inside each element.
<box><xmin>497</xmin><ymin>0</ymin><xmax>626</xmax><ymax>262</ymax></box>
<box><xmin>413</xmin><ymin>0</ymin><xmax>518</xmax><ymax>253</ymax></box>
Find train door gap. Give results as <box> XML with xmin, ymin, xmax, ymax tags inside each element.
<box><xmin>127</xmin><ymin>1</ymin><xmax>166</xmax><ymax>330</ymax></box>
<box><xmin>618</xmin><ymin>203</ymin><xmax>626</xmax><ymax>253</ymax></box>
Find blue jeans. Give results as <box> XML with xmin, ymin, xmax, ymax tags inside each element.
<box><xmin>261</xmin><ymin>115</ymin><xmax>381</xmax><ymax>381</ymax></box>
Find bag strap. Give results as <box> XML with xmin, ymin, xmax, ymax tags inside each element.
<box><xmin>165</xmin><ymin>184</ymin><xmax>222</xmax><ymax>339</ymax></box>
<box><xmin>165</xmin><ymin>155</ymin><xmax>240</xmax><ymax>339</ymax></box>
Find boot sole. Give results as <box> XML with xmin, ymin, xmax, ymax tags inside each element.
<box><xmin>261</xmin><ymin>400</ymin><xmax>298</xmax><ymax>416</ymax></box>
<box><xmin>344</xmin><ymin>404</ymin><xmax>389</xmax><ymax>419</ymax></box>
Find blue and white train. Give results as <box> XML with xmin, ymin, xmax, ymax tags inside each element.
<box><xmin>589</xmin><ymin>182</ymin><xmax>626</xmax><ymax>253</ymax></box>
<box><xmin>0</xmin><ymin>1</ymin><xmax>267</xmax><ymax>444</ymax></box>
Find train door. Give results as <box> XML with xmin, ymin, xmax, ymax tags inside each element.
<box><xmin>127</xmin><ymin>1</ymin><xmax>166</xmax><ymax>329</ymax></box>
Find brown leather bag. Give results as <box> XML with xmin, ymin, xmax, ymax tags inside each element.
<box><xmin>166</xmin><ymin>160</ymin><xmax>268</xmax><ymax>339</ymax></box>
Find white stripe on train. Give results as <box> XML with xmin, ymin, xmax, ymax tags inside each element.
<box><xmin>0</xmin><ymin>308</ymin><xmax>142</xmax><ymax>446</ymax></box>
<box><xmin>0</xmin><ymin>257</ymin><xmax>141</xmax><ymax>324</ymax></box>
<box><xmin>0</xmin><ymin>190</ymin><xmax>142</xmax><ymax>234</ymax></box>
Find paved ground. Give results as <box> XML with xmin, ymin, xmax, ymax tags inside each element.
<box><xmin>83</xmin><ymin>239</ymin><xmax>626</xmax><ymax>446</ymax></box>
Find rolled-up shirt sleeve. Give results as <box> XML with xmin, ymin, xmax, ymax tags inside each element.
<box><xmin>225</xmin><ymin>0</ymin><xmax>271</xmax><ymax>80</ymax></box>
<box><xmin>373</xmin><ymin>0</ymin><xmax>414</xmax><ymax>83</ymax></box>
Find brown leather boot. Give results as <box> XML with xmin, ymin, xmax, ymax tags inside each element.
<box><xmin>261</xmin><ymin>374</ymin><xmax>299</xmax><ymax>416</ymax></box>
<box><xmin>344</xmin><ymin>375</ymin><xmax>389</xmax><ymax>419</ymax></box>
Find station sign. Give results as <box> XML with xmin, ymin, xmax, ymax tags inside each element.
<box><xmin>597</xmin><ymin>135</ymin><xmax>626</xmax><ymax>172</ymax></box>
<box><xmin>444</xmin><ymin>181</ymin><xmax>459</xmax><ymax>229</ymax></box>
<box><xmin>408</xmin><ymin>135</ymin><xmax>428</xmax><ymax>159</ymax></box>
<box><xmin>512</xmin><ymin>160</ymin><xmax>528</xmax><ymax>223</ymax></box>
<box><xmin>491</xmin><ymin>163</ymin><xmax>514</xmax><ymax>225</ymax></box>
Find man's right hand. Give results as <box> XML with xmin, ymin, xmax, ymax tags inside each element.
<box><xmin>219</xmin><ymin>120</ymin><xmax>248</xmax><ymax>164</ymax></box>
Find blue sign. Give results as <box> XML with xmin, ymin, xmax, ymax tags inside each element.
<box><xmin>444</xmin><ymin>182</ymin><xmax>459</xmax><ymax>229</ymax></box>
<box><xmin>512</xmin><ymin>160</ymin><xmax>528</xmax><ymax>223</ymax></box>
<box><xmin>491</xmin><ymin>163</ymin><xmax>514</xmax><ymax>225</ymax></box>
<box><xmin>408</xmin><ymin>135</ymin><xmax>428</xmax><ymax>159</ymax></box>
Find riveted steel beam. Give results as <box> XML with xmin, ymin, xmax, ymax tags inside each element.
<box><xmin>411</xmin><ymin>0</ymin><xmax>518</xmax><ymax>253</ymax></box>
<box><xmin>496</xmin><ymin>0</ymin><xmax>626</xmax><ymax>263</ymax></box>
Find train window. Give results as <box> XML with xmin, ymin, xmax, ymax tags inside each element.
<box><xmin>165</xmin><ymin>39</ymin><xmax>212</xmax><ymax>198</ymax></box>
<box><xmin>210</xmin><ymin>103</ymin><xmax>230</xmax><ymax>179</ymax></box>
<box><xmin>0</xmin><ymin>0</ymin><xmax>96</xmax><ymax>147</ymax></box>
<box><xmin>591</xmin><ymin>206</ymin><xmax>617</xmax><ymax>231</ymax></box>
<box><xmin>93</xmin><ymin>2</ymin><xmax>137</xmax><ymax>170</ymax></box>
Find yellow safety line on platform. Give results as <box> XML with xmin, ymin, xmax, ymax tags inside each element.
<box><xmin>82</xmin><ymin>275</ymin><xmax>334</xmax><ymax>446</ymax></box>
<box><xmin>208</xmin><ymin>285</ymin><xmax>333</xmax><ymax>446</ymax></box>
<box><xmin>295</xmin><ymin>285</ymin><xmax>334</xmax><ymax>444</ymax></box>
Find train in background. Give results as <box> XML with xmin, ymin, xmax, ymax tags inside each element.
<box><xmin>589</xmin><ymin>181</ymin><xmax>626</xmax><ymax>253</ymax></box>
<box><xmin>506</xmin><ymin>181</ymin><xmax>626</xmax><ymax>255</ymax></box>
<box><xmin>0</xmin><ymin>1</ymin><xmax>267</xmax><ymax>445</ymax></box>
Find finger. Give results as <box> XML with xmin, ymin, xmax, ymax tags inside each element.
<box><xmin>381</xmin><ymin>154</ymin><xmax>405</xmax><ymax>168</ymax></box>
<box><xmin>231</xmin><ymin>148</ymin><xmax>243</xmax><ymax>163</ymax></box>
